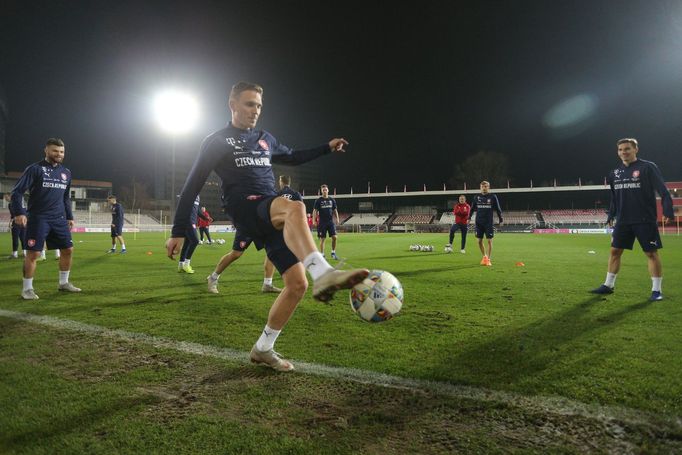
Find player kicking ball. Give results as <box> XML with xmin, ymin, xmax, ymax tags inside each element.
<box><xmin>167</xmin><ymin>82</ymin><xmax>368</xmax><ymax>372</ymax></box>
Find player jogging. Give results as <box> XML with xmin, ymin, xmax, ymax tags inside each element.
<box><xmin>107</xmin><ymin>195</ymin><xmax>126</xmax><ymax>253</ymax></box>
<box><xmin>177</xmin><ymin>195</ymin><xmax>202</xmax><ymax>273</ymax></box>
<box><xmin>590</xmin><ymin>138</ymin><xmax>674</xmax><ymax>301</ymax></box>
<box><xmin>446</xmin><ymin>195</ymin><xmax>470</xmax><ymax>254</ymax></box>
<box><xmin>10</xmin><ymin>138</ymin><xmax>81</xmax><ymax>299</ymax></box>
<box><xmin>312</xmin><ymin>184</ymin><xmax>340</xmax><ymax>260</ymax></box>
<box><xmin>166</xmin><ymin>81</ymin><xmax>368</xmax><ymax>372</ymax></box>
<box><xmin>469</xmin><ymin>181</ymin><xmax>503</xmax><ymax>266</ymax></box>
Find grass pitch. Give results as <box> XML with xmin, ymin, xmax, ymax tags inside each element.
<box><xmin>1</xmin><ymin>232</ymin><xmax>681</xmax><ymax>453</ymax></box>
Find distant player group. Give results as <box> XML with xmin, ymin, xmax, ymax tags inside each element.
<box><xmin>6</xmin><ymin>81</ymin><xmax>675</xmax><ymax>372</ymax></box>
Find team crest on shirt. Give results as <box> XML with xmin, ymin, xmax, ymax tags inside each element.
<box><xmin>258</xmin><ymin>139</ymin><xmax>269</xmax><ymax>151</ymax></box>
<box><xmin>60</xmin><ymin>173</ymin><xmax>67</xmax><ymax>181</ymax></box>
<box><xmin>632</xmin><ymin>170</ymin><xmax>640</xmax><ymax>179</ymax></box>
<box><xmin>240</xmin><ymin>241</ymin><xmax>247</xmax><ymax>249</ymax></box>
<box><xmin>487</xmin><ymin>198</ymin><xmax>491</xmax><ymax>203</ymax></box>
<box><xmin>28</xmin><ymin>239</ymin><xmax>35</xmax><ymax>247</ymax></box>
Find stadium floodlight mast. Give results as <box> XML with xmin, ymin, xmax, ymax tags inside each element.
<box><xmin>152</xmin><ymin>89</ymin><xmax>199</xmax><ymax>224</ymax></box>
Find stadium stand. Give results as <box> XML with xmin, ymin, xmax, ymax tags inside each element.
<box><xmin>541</xmin><ymin>209</ymin><xmax>607</xmax><ymax>226</ymax></box>
<box><xmin>342</xmin><ymin>213</ymin><xmax>391</xmax><ymax>225</ymax></box>
<box><xmin>500</xmin><ymin>211</ymin><xmax>539</xmax><ymax>225</ymax></box>
<box><xmin>391</xmin><ymin>214</ymin><xmax>434</xmax><ymax>224</ymax></box>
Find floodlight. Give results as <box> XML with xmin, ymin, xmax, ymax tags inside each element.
<box><xmin>153</xmin><ymin>90</ymin><xmax>199</xmax><ymax>135</ymax></box>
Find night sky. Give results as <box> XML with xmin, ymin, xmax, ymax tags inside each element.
<box><xmin>2</xmin><ymin>0</ymin><xmax>681</xmax><ymax>193</ymax></box>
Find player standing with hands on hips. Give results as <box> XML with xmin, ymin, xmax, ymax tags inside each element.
<box><xmin>10</xmin><ymin>138</ymin><xmax>81</xmax><ymax>300</ymax></box>
<box><xmin>591</xmin><ymin>138</ymin><xmax>674</xmax><ymax>301</ymax></box>
<box><xmin>166</xmin><ymin>82</ymin><xmax>368</xmax><ymax>372</ymax></box>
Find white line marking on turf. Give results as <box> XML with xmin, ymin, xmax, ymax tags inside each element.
<box><xmin>1</xmin><ymin>309</ymin><xmax>679</xmax><ymax>431</ymax></box>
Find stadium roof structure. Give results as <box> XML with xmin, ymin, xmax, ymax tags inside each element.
<box><xmin>302</xmin><ymin>182</ymin><xmax>682</xmax><ymax>200</ymax></box>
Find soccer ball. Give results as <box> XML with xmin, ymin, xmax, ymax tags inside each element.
<box><xmin>216</xmin><ymin>239</ymin><xmax>225</xmax><ymax>245</ymax></box>
<box><xmin>444</xmin><ymin>245</ymin><xmax>453</xmax><ymax>253</ymax></box>
<box><xmin>409</xmin><ymin>244</ymin><xmax>420</xmax><ymax>251</ymax></box>
<box><xmin>349</xmin><ymin>270</ymin><xmax>403</xmax><ymax>323</ymax></box>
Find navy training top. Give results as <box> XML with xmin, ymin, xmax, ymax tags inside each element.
<box><xmin>469</xmin><ymin>193</ymin><xmax>503</xmax><ymax>225</ymax></box>
<box><xmin>607</xmin><ymin>158</ymin><xmax>673</xmax><ymax>224</ymax></box>
<box><xmin>172</xmin><ymin>123</ymin><xmax>330</xmax><ymax>236</ymax></box>
<box><xmin>10</xmin><ymin>159</ymin><xmax>73</xmax><ymax>220</ymax></box>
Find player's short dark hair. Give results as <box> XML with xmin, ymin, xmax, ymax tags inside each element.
<box><xmin>458</xmin><ymin>194</ymin><xmax>466</xmax><ymax>199</ymax></box>
<box><xmin>107</xmin><ymin>195</ymin><xmax>116</xmax><ymax>200</ymax></box>
<box><xmin>320</xmin><ymin>184</ymin><xmax>328</xmax><ymax>190</ymax></box>
<box><xmin>617</xmin><ymin>138</ymin><xmax>638</xmax><ymax>148</ymax></box>
<box><xmin>279</xmin><ymin>175</ymin><xmax>291</xmax><ymax>185</ymax></box>
<box><xmin>46</xmin><ymin>138</ymin><xmax>64</xmax><ymax>147</ymax></box>
<box><xmin>230</xmin><ymin>82</ymin><xmax>263</xmax><ymax>100</ymax></box>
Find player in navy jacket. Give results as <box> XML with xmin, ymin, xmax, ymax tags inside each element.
<box><xmin>312</xmin><ymin>184</ymin><xmax>340</xmax><ymax>260</ymax></box>
<box><xmin>166</xmin><ymin>82</ymin><xmax>368</xmax><ymax>372</ymax></box>
<box><xmin>10</xmin><ymin>138</ymin><xmax>81</xmax><ymax>299</ymax></box>
<box><xmin>469</xmin><ymin>181</ymin><xmax>503</xmax><ymax>266</ymax></box>
<box><xmin>591</xmin><ymin>138</ymin><xmax>674</xmax><ymax>301</ymax></box>
<box><xmin>107</xmin><ymin>195</ymin><xmax>126</xmax><ymax>253</ymax></box>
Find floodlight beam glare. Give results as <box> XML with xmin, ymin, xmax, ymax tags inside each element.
<box><xmin>153</xmin><ymin>90</ymin><xmax>199</xmax><ymax>135</ymax></box>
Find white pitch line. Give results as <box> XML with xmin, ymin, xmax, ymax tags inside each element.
<box><xmin>1</xmin><ymin>308</ymin><xmax>680</xmax><ymax>432</ymax></box>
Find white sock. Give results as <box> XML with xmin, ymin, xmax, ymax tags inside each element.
<box><xmin>59</xmin><ymin>270</ymin><xmax>70</xmax><ymax>285</ymax></box>
<box><xmin>255</xmin><ymin>325</ymin><xmax>281</xmax><ymax>352</ymax></box>
<box><xmin>185</xmin><ymin>259</ymin><xmax>191</xmax><ymax>266</ymax></box>
<box><xmin>263</xmin><ymin>277</ymin><xmax>273</xmax><ymax>286</ymax></box>
<box><xmin>604</xmin><ymin>272</ymin><xmax>617</xmax><ymax>288</ymax></box>
<box><xmin>331</xmin><ymin>250</ymin><xmax>336</xmax><ymax>254</ymax></box>
<box><xmin>40</xmin><ymin>251</ymin><xmax>46</xmax><ymax>259</ymax></box>
<box><xmin>23</xmin><ymin>278</ymin><xmax>33</xmax><ymax>291</ymax></box>
<box><xmin>303</xmin><ymin>252</ymin><xmax>334</xmax><ymax>281</ymax></box>
<box><xmin>23</xmin><ymin>250</ymin><xmax>27</xmax><ymax>257</ymax></box>
<box><xmin>55</xmin><ymin>250</ymin><xmax>60</xmax><ymax>258</ymax></box>
<box><xmin>111</xmin><ymin>245</ymin><xmax>116</xmax><ymax>250</ymax></box>
<box><xmin>210</xmin><ymin>272</ymin><xmax>220</xmax><ymax>280</ymax></box>
<box><xmin>652</xmin><ymin>277</ymin><xmax>662</xmax><ymax>292</ymax></box>
<box><xmin>11</xmin><ymin>251</ymin><xmax>18</xmax><ymax>257</ymax></box>
<box><xmin>121</xmin><ymin>243</ymin><xmax>126</xmax><ymax>249</ymax></box>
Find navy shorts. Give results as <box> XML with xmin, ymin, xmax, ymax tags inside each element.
<box><xmin>611</xmin><ymin>222</ymin><xmax>662</xmax><ymax>252</ymax></box>
<box><xmin>25</xmin><ymin>216</ymin><xmax>73</xmax><ymax>251</ymax></box>
<box><xmin>317</xmin><ymin>222</ymin><xmax>337</xmax><ymax>238</ymax></box>
<box><xmin>111</xmin><ymin>224</ymin><xmax>123</xmax><ymax>237</ymax></box>
<box><xmin>226</xmin><ymin>195</ymin><xmax>298</xmax><ymax>274</ymax></box>
<box><xmin>232</xmin><ymin>229</ymin><xmax>253</xmax><ymax>252</ymax></box>
<box><xmin>475</xmin><ymin>222</ymin><xmax>494</xmax><ymax>239</ymax></box>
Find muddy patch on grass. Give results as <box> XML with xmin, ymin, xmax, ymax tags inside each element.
<box><xmin>4</xmin><ymin>319</ymin><xmax>682</xmax><ymax>454</ymax></box>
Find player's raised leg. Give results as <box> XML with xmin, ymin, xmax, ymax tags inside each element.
<box><xmin>269</xmin><ymin>197</ymin><xmax>368</xmax><ymax>302</ymax></box>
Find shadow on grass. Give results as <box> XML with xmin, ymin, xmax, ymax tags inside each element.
<box><xmin>425</xmin><ymin>295</ymin><xmax>654</xmax><ymax>389</ymax></box>
<box><xmin>2</xmin><ymin>394</ymin><xmax>159</xmax><ymax>449</ymax></box>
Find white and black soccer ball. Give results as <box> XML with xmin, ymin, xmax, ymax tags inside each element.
<box><xmin>444</xmin><ymin>245</ymin><xmax>453</xmax><ymax>253</ymax></box>
<box><xmin>349</xmin><ymin>270</ymin><xmax>403</xmax><ymax>323</ymax></box>
<box><xmin>409</xmin><ymin>244</ymin><xmax>419</xmax><ymax>251</ymax></box>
